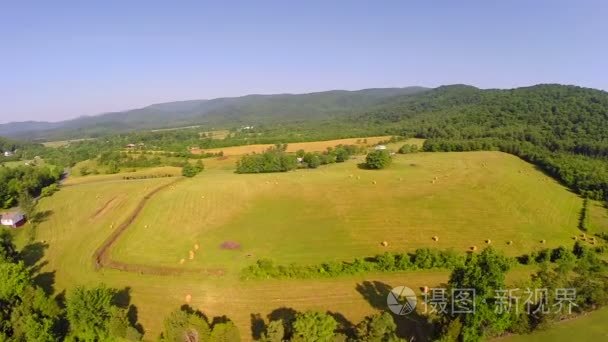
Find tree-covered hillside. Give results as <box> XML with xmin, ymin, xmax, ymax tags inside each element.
<box><xmin>357</xmin><ymin>84</ymin><xmax>608</xmax><ymax>200</ymax></box>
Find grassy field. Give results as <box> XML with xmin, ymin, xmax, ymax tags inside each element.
<box><xmin>192</xmin><ymin>135</ymin><xmax>395</xmax><ymax>156</ymax></box>
<box><xmin>2</xmin><ymin>158</ymin><xmax>47</xmax><ymax>168</ymax></box>
<box><xmin>63</xmin><ymin>165</ymin><xmax>182</xmax><ymax>186</ymax></box>
<box><xmin>499</xmin><ymin>307</ymin><xmax>608</xmax><ymax>341</ymax></box>
<box><xmin>42</xmin><ymin>138</ymin><xmax>96</xmax><ymax>148</ymax></box>
<box><xmin>21</xmin><ymin>147</ymin><xmax>607</xmax><ymax>340</ymax></box>
<box><xmin>112</xmin><ymin>151</ymin><xmax>584</xmax><ymax>272</ymax></box>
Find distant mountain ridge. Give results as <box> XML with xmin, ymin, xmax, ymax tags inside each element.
<box><xmin>0</xmin><ymin>87</ymin><xmax>429</xmax><ymax>140</ymax></box>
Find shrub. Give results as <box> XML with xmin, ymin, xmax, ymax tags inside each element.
<box><xmin>365</xmin><ymin>150</ymin><xmax>392</xmax><ymax>169</ymax></box>
<box><xmin>182</xmin><ymin>162</ymin><xmax>203</xmax><ymax>177</ymax></box>
<box><xmin>40</xmin><ymin>184</ymin><xmax>59</xmax><ymax>198</ymax></box>
<box><xmin>398</xmin><ymin>144</ymin><xmax>419</xmax><ymax>154</ymax></box>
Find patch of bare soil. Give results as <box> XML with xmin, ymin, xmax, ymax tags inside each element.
<box><xmin>220</xmin><ymin>241</ymin><xmax>241</xmax><ymax>250</ymax></box>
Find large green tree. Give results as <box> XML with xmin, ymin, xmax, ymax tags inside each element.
<box><xmin>355</xmin><ymin>312</ymin><xmax>404</xmax><ymax>342</ymax></box>
<box><xmin>291</xmin><ymin>311</ymin><xmax>337</xmax><ymax>342</ymax></box>
<box><xmin>442</xmin><ymin>247</ymin><xmax>512</xmax><ymax>342</ymax></box>
<box><xmin>365</xmin><ymin>150</ymin><xmax>392</xmax><ymax>169</ymax></box>
<box><xmin>66</xmin><ymin>285</ymin><xmax>141</xmax><ymax>341</ymax></box>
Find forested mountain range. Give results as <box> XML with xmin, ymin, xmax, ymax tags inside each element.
<box><xmin>0</xmin><ymin>87</ymin><xmax>428</xmax><ymax>140</ymax></box>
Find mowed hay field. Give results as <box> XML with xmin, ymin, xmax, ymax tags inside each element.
<box><xmin>28</xmin><ymin>148</ymin><xmax>606</xmax><ymax>340</ymax></box>
<box><xmin>192</xmin><ymin>135</ymin><xmax>396</xmax><ymax>156</ymax></box>
<box><xmin>112</xmin><ymin>151</ymin><xmax>583</xmax><ymax>272</ymax></box>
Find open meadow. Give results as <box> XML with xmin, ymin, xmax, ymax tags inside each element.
<box><xmin>111</xmin><ymin>151</ymin><xmax>583</xmax><ymax>272</ymax></box>
<box><xmin>499</xmin><ymin>307</ymin><xmax>608</xmax><ymax>342</ymax></box>
<box><xmin>23</xmin><ymin>146</ymin><xmax>606</xmax><ymax>340</ymax></box>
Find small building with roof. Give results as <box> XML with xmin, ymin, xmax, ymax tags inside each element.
<box><xmin>0</xmin><ymin>211</ymin><xmax>26</xmax><ymax>228</ymax></box>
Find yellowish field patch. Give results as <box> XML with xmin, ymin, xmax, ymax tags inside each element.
<box><xmin>200</xmin><ymin>129</ymin><xmax>231</xmax><ymax>139</ymax></box>
<box><xmin>42</xmin><ymin>138</ymin><xmax>96</xmax><ymax>148</ymax></box>
<box><xmin>588</xmin><ymin>200</ymin><xmax>608</xmax><ymax>234</ymax></box>
<box><xmin>63</xmin><ymin>166</ymin><xmax>181</xmax><ymax>186</ymax></box>
<box><xmin>193</xmin><ymin>135</ymin><xmax>393</xmax><ymax>156</ymax></box>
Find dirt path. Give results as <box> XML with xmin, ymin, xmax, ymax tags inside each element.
<box><xmin>90</xmin><ymin>197</ymin><xmax>117</xmax><ymax>219</ymax></box>
<box><xmin>91</xmin><ymin>178</ymin><xmax>224</xmax><ymax>276</ymax></box>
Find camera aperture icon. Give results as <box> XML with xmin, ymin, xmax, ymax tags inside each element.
<box><xmin>387</xmin><ymin>286</ymin><xmax>417</xmax><ymax>315</ymax></box>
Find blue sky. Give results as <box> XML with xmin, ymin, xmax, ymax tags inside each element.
<box><xmin>1</xmin><ymin>0</ymin><xmax>606</xmax><ymax>123</ymax></box>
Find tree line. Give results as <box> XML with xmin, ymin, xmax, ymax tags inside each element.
<box><xmin>242</xmin><ymin>248</ymin><xmax>466</xmax><ymax>280</ymax></box>
<box><xmin>0</xmin><ymin>165</ymin><xmax>62</xmax><ymax>209</ymax></box>
<box><xmin>236</xmin><ymin>144</ymin><xmax>364</xmax><ymax>173</ymax></box>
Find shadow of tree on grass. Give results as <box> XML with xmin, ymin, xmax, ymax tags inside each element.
<box><xmin>356</xmin><ymin>280</ymin><xmax>438</xmax><ymax>342</ymax></box>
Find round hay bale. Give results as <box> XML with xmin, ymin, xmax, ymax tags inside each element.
<box><xmin>179</xmin><ymin>259</ymin><xmax>185</xmax><ymax>264</ymax></box>
<box><xmin>185</xmin><ymin>294</ymin><xmax>192</xmax><ymax>303</ymax></box>
<box><xmin>275</xmin><ymin>182</ymin><xmax>278</xmax><ymax>185</ymax></box>
<box><xmin>381</xmin><ymin>241</ymin><xmax>389</xmax><ymax>247</ymax></box>
<box><xmin>432</xmin><ymin>236</ymin><xmax>439</xmax><ymax>242</ymax></box>
<box><xmin>188</xmin><ymin>250</ymin><xmax>194</xmax><ymax>260</ymax></box>
<box><xmin>470</xmin><ymin>246</ymin><xmax>478</xmax><ymax>251</ymax></box>
<box><xmin>194</xmin><ymin>244</ymin><xmax>199</xmax><ymax>250</ymax></box>
<box><xmin>573</xmin><ymin>236</ymin><xmax>578</xmax><ymax>240</ymax></box>
<box><xmin>486</xmin><ymin>239</ymin><xmax>491</xmax><ymax>244</ymax></box>
<box><xmin>357</xmin><ymin>176</ymin><xmax>361</xmax><ymax>180</ymax></box>
<box><xmin>201</xmin><ymin>195</ymin><xmax>205</xmax><ymax>199</ymax></box>
<box><xmin>372</xmin><ymin>181</ymin><xmax>377</xmax><ymax>185</ymax></box>
<box><xmin>507</xmin><ymin>240</ymin><xmax>513</xmax><ymax>245</ymax></box>
<box><xmin>144</xmin><ymin>225</ymin><xmax>148</xmax><ymax>229</ymax></box>
<box><xmin>398</xmin><ymin>177</ymin><xmax>402</xmax><ymax>181</ymax></box>
<box><xmin>540</xmin><ymin>239</ymin><xmax>546</xmax><ymax>244</ymax></box>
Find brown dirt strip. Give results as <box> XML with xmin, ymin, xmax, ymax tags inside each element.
<box><xmin>91</xmin><ymin>178</ymin><xmax>226</xmax><ymax>276</ymax></box>
<box><xmin>90</xmin><ymin>197</ymin><xmax>117</xmax><ymax>219</ymax></box>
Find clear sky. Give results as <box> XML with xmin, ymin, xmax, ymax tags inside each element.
<box><xmin>1</xmin><ymin>0</ymin><xmax>606</xmax><ymax>123</ymax></box>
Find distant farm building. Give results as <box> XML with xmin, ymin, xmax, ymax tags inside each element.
<box><xmin>1</xmin><ymin>211</ymin><xmax>25</xmax><ymax>228</ymax></box>
<box><xmin>374</xmin><ymin>145</ymin><xmax>387</xmax><ymax>150</ymax></box>
<box><xmin>126</xmin><ymin>143</ymin><xmax>136</xmax><ymax>148</ymax></box>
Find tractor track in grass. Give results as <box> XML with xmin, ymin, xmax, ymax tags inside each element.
<box><xmin>92</xmin><ymin>177</ymin><xmax>225</xmax><ymax>276</ymax></box>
